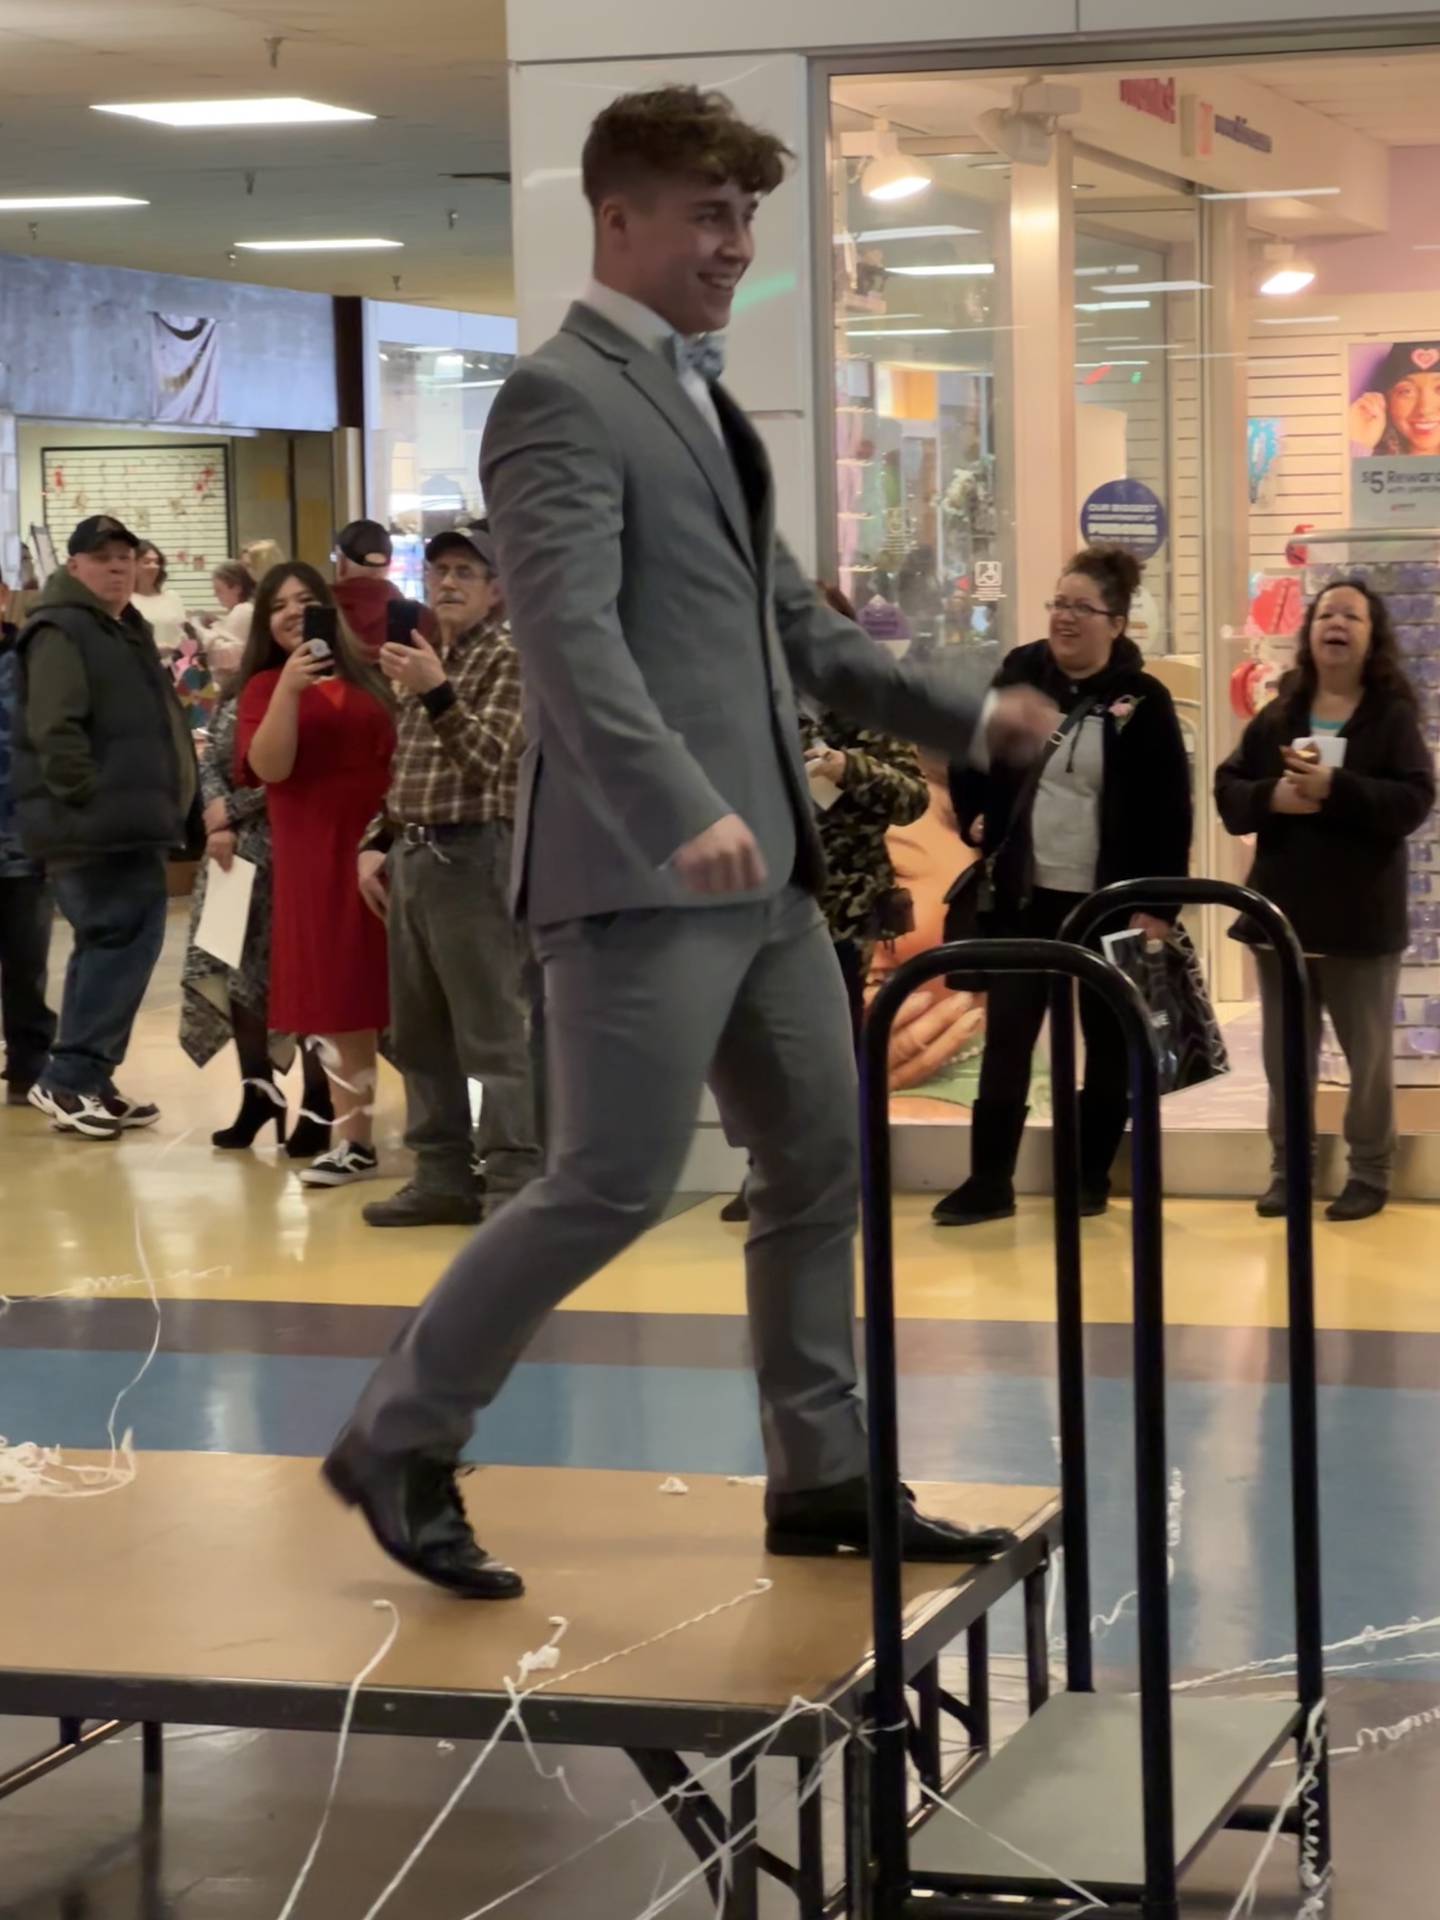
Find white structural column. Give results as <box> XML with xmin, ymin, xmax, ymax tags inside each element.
<box><xmin>997</xmin><ymin>134</ymin><xmax>1078</xmax><ymax>643</ymax></box>
<box><xmin>506</xmin><ymin>52</ymin><xmax>820</xmax><ymax>572</ymax></box>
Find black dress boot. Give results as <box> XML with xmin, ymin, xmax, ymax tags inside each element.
<box><xmin>1078</xmin><ymin>1088</ymin><xmax>1130</xmax><ymax>1217</ymax></box>
<box><xmin>932</xmin><ymin>1099</ymin><xmax>1029</xmax><ymax>1226</ymax></box>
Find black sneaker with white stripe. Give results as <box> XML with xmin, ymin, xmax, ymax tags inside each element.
<box><xmin>28</xmin><ymin>1084</ymin><xmax>122</xmax><ymax>1140</ymax></box>
<box><xmin>102</xmin><ymin>1091</ymin><xmax>161</xmax><ymax>1130</ymax></box>
<box><xmin>300</xmin><ymin>1142</ymin><xmax>380</xmax><ymax>1188</ymax></box>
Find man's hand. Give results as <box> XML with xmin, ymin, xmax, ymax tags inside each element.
<box><xmin>986</xmin><ymin>687</ymin><xmax>1061</xmax><ymax>765</ymax></box>
<box><xmin>358</xmin><ymin>848</ymin><xmax>390</xmax><ymax>922</ymax></box>
<box><xmin>207</xmin><ymin>828</ymin><xmax>237</xmax><ymax>874</ymax></box>
<box><xmin>1130</xmin><ymin>912</ymin><xmax>1171</xmax><ymax>943</ymax></box>
<box><xmin>1271</xmin><ymin>777</ymin><xmax>1321</xmax><ymax>816</ymax></box>
<box><xmin>202</xmin><ymin>796</ymin><xmax>230</xmax><ymax>835</ymax></box>
<box><xmin>380</xmin><ymin>631</ymin><xmax>447</xmax><ymax>696</ymax></box>
<box><xmin>672</xmin><ymin>814</ymin><xmax>768</xmax><ymax>896</ymax></box>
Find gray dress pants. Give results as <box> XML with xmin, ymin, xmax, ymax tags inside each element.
<box><xmin>387</xmin><ymin>825</ymin><xmax>541</xmax><ymax>1197</ymax></box>
<box><xmin>1255</xmin><ymin>948</ymin><xmax>1403</xmax><ymax>1192</ymax></box>
<box><xmin>352</xmin><ymin>885</ymin><xmax>868</xmax><ymax>1494</ymax></box>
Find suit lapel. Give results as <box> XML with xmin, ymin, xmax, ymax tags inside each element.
<box><xmin>621</xmin><ymin>351</ymin><xmax>758</xmax><ymax>574</ymax></box>
<box><xmin>561</xmin><ymin>302</ymin><xmax>758</xmax><ymax>575</ymax></box>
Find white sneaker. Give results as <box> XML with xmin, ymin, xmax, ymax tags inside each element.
<box><xmin>300</xmin><ymin>1142</ymin><xmax>380</xmax><ymax>1188</ymax></box>
<box><xmin>28</xmin><ymin>1084</ymin><xmax>122</xmax><ymax>1140</ymax></box>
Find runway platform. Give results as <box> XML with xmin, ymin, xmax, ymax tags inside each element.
<box><xmin>0</xmin><ymin>1454</ymin><xmax>1060</xmax><ymax>1917</ymax></box>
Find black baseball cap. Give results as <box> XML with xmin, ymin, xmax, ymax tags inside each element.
<box><xmin>425</xmin><ymin>526</ymin><xmax>497</xmax><ymax>573</ymax></box>
<box><xmin>68</xmin><ymin>514</ymin><xmax>140</xmax><ymax>556</ymax></box>
<box><xmin>335</xmin><ymin>518</ymin><xmax>393</xmax><ymax>568</ymax></box>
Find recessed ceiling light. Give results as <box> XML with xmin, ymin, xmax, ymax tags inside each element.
<box><xmin>1075</xmin><ymin>300</ymin><xmax>1152</xmax><ymax>313</ymax></box>
<box><xmin>1256</xmin><ymin>314</ymin><xmax>1339</xmax><ymax>326</ymax></box>
<box><xmin>0</xmin><ymin>195</ymin><xmax>149</xmax><ymax>211</ymax></box>
<box><xmin>1075</xmin><ymin>360</ymin><xmax>1149</xmax><ymax>369</ymax></box>
<box><xmin>845</xmin><ymin>327</ymin><xmax>957</xmax><ymax>337</ymax></box>
<box><xmin>887</xmin><ymin>263</ymin><xmax>995</xmax><ymax>278</ymax></box>
<box><xmin>93</xmin><ymin>97</ymin><xmax>374</xmax><ymax>129</ymax></box>
<box><xmin>234</xmin><ymin>238</ymin><xmax>403</xmax><ymax>252</ymax></box>
<box><xmin>1200</xmin><ymin>187</ymin><xmax>1339</xmax><ymax>201</ymax></box>
<box><xmin>1094</xmin><ymin>280</ymin><xmax>1210</xmax><ymax>295</ymax></box>
<box><xmin>852</xmin><ymin>225</ymin><xmax>982</xmax><ymax>243</ymax></box>
<box><xmin>1075</xmin><ymin>264</ymin><xmax>1140</xmax><ymax>278</ymax></box>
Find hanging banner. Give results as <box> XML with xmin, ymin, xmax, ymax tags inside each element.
<box><xmin>151</xmin><ymin>313</ymin><xmax>221</xmax><ymax>425</ymax></box>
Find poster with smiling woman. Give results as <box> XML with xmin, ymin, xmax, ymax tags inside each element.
<box><xmin>1350</xmin><ymin>340</ymin><xmax>1440</xmax><ymax>524</ymax></box>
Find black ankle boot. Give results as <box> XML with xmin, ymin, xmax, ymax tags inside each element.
<box><xmin>286</xmin><ymin>1061</ymin><xmax>334</xmax><ymax>1160</ymax></box>
<box><xmin>213</xmin><ymin>1080</ymin><xmax>286</xmax><ymax>1150</ymax></box>
<box><xmin>932</xmin><ymin>1099</ymin><xmax>1029</xmax><ymax>1226</ymax></box>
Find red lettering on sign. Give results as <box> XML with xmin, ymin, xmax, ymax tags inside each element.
<box><xmin>1119</xmin><ymin>76</ymin><xmax>1177</xmax><ymax>126</ymax></box>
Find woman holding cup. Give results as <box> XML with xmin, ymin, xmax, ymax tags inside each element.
<box><xmin>1216</xmin><ymin>580</ymin><xmax>1434</xmax><ymax>1221</ymax></box>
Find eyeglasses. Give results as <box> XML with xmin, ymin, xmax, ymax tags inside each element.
<box><xmin>1046</xmin><ymin>598</ymin><xmax>1112</xmax><ymax>620</ymax></box>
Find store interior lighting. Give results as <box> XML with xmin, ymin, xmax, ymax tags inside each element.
<box><xmin>887</xmin><ymin>262</ymin><xmax>995</xmax><ymax>277</ymax></box>
<box><xmin>1258</xmin><ymin>243</ymin><xmax>1317</xmax><ymax>296</ymax></box>
<box><xmin>1200</xmin><ymin>186</ymin><xmax>1339</xmax><ymax>201</ymax></box>
<box><xmin>92</xmin><ymin>98</ymin><xmax>374</xmax><ymax>128</ymax></box>
<box><xmin>861</xmin><ymin>124</ymin><xmax>934</xmax><ymax>203</ymax></box>
<box><xmin>852</xmin><ymin>224</ymin><xmax>980</xmax><ymax>243</ymax></box>
<box><xmin>1093</xmin><ymin>279</ymin><xmax>1210</xmax><ymax>295</ymax></box>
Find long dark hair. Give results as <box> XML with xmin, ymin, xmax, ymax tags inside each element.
<box><xmin>1283</xmin><ymin>578</ymin><xmax>1418</xmax><ymax>713</ymax></box>
<box><xmin>136</xmin><ymin>540</ymin><xmax>168</xmax><ymax>590</ymax></box>
<box><xmin>235</xmin><ymin>562</ymin><xmax>390</xmax><ymax>707</ymax></box>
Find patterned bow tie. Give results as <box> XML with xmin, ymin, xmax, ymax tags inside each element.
<box><xmin>668</xmin><ymin>332</ymin><xmax>727</xmax><ymax>385</ymax></box>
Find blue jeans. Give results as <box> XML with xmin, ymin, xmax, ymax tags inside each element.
<box><xmin>45</xmin><ymin>851</ymin><xmax>169</xmax><ymax>1096</ymax></box>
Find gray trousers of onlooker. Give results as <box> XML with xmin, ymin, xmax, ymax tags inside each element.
<box><xmin>1256</xmin><ymin>948</ymin><xmax>1402</xmax><ymax>1193</ymax></box>
<box><xmin>387</xmin><ymin>824</ymin><xmax>541</xmax><ymax>1198</ymax></box>
<box><xmin>351</xmin><ymin>885</ymin><xmax>867</xmax><ymax>1493</ymax></box>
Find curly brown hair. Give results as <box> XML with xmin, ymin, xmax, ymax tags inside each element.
<box><xmin>582</xmin><ymin>86</ymin><xmax>792</xmax><ymax>208</ymax></box>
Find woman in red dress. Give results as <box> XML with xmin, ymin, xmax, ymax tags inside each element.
<box><xmin>234</xmin><ymin>563</ymin><xmax>395</xmax><ymax>1187</ymax></box>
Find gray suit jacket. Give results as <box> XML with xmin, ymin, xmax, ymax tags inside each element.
<box><xmin>480</xmin><ymin>300</ymin><xmax>983</xmax><ymax>925</ymax></box>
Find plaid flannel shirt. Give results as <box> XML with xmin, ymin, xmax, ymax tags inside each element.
<box><xmin>365</xmin><ymin>615</ymin><xmax>524</xmax><ymax>848</ymax></box>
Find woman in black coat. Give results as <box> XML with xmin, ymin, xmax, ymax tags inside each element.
<box><xmin>1216</xmin><ymin>579</ymin><xmax>1434</xmax><ymax>1222</ymax></box>
<box><xmin>933</xmin><ymin>545</ymin><xmax>1192</xmax><ymax>1226</ymax></box>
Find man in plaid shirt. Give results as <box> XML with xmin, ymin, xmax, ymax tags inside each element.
<box><xmin>357</xmin><ymin>526</ymin><xmax>540</xmax><ymax>1227</ymax></box>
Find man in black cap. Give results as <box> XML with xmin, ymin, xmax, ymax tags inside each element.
<box><xmin>333</xmin><ymin>517</ymin><xmax>400</xmax><ymax>660</ymax></box>
<box><xmin>356</xmin><ymin>526</ymin><xmax>539</xmax><ymax>1225</ymax></box>
<box><xmin>12</xmin><ymin>516</ymin><xmax>196</xmax><ymax>1139</ymax></box>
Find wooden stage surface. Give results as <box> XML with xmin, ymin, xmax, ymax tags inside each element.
<box><xmin>0</xmin><ymin>1455</ymin><xmax>1059</xmax><ymax>1752</ymax></box>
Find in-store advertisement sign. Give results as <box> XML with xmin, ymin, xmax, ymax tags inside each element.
<box><xmin>1349</xmin><ymin>340</ymin><xmax>1440</xmax><ymax>525</ymax></box>
<box><xmin>1080</xmin><ymin>478</ymin><xmax>1168</xmax><ymax>560</ymax></box>
<box><xmin>1122</xmin><ymin>77</ymin><xmax>1274</xmax><ymax>160</ymax></box>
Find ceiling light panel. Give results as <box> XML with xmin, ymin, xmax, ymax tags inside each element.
<box><xmin>93</xmin><ymin>98</ymin><xmax>374</xmax><ymax>129</ymax></box>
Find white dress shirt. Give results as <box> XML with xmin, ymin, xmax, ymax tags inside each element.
<box><xmin>582</xmin><ymin>279</ymin><xmax>727</xmax><ymax>444</ymax></box>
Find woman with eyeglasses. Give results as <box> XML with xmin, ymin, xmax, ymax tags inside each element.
<box><xmin>1216</xmin><ymin>579</ymin><xmax>1433</xmax><ymax>1223</ymax></box>
<box><xmin>932</xmin><ymin>545</ymin><xmax>1192</xmax><ymax>1227</ymax></box>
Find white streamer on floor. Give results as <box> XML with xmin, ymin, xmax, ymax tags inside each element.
<box><xmin>0</xmin><ymin>1217</ymin><xmax>170</xmax><ymax>1503</ymax></box>
<box><xmin>274</xmin><ymin>1598</ymin><xmax>401</xmax><ymax>1920</ymax></box>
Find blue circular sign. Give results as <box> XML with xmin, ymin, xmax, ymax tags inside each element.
<box><xmin>1079</xmin><ymin>478</ymin><xmax>1168</xmax><ymax>560</ymax></box>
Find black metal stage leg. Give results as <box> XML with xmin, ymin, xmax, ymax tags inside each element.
<box><xmin>141</xmin><ymin>1722</ymin><xmax>164</xmax><ymax>1782</ymax></box>
<box><xmin>728</xmin><ymin>1753</ymin><xmax>760</xmax><ymax>1920</ymax></box>
<box><xmin>795</xmin><ymin>1756</ymin><xmax>826</xmax><ymax>1919</ymax></box>
<box><xmin>966</xmin><ymin>1615</ymin><xmax>990</xmax><ymax>1752</ymax></box>
<box><xmin>626</xmin><ymin>1749</ymin><xmax>727</xmax><ymax>1909</ymax></box>
<box><xmin>913</xmin><ymin>1662</ymin><xmax>942</xmax><ymax>1791</ymax></box>
<box><xmin>1023</xmin><ymin>1567</ymin><xmax>1050</xmax><ymax>1715</ymax></box>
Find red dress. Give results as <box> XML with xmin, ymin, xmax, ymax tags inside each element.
<box><xmin>236</xmin><ymin>670</ymin><xmax>394</xmax><ymax>1034</ymax></box>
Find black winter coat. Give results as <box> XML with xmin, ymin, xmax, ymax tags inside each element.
<box><xmin>949</xmin><ymin>636</ymin><xmax>1193</xmax><ymax>924</ymax></box>
<box><xmin>1214</xmin><ymin>683</ymin><xmax>1435</xmax><ymax>957</ymax></box>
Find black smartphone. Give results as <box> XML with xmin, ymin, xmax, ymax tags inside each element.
<box><xmin>386</xmin><ymin>597</ymin><xmax>425</xmax><ymax>650</ymax></box>
<box><xmin>302</xmin><ymin>603</ymin><xmax>338</xmax><ymax>674</ymax></box>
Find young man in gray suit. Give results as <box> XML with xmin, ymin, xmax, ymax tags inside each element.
<box><xmin>326</xmin><ymin>86</ymin><xmax>1055</xmax><ymax>1598</ymax></box>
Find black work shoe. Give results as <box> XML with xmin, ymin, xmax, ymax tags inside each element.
<box><xmin>322</xmin><ymin>1429</ymin><xmax>524</xmax><ymax>1599</ymax></box>
<box><xmin>719</xmin><ymin>1192</ymin><xmax>749</xmax><ymax>1223</ymax></box>
<box><xmin>363</xmin><ymin>1182</ymin><xmax>483</xmax><ymax>1229</ymax></box>
<box><xmin>1256</xmin><ymin>1178</ymin><xmax>1288</xmax><ymax>1219</ymax></box>
<box><xmin>1326</xmin><ymin>1180</ymin><xmax>1386</xmax><ymax>1223</ymax></box>
<box><xmin>764</xmin><ymin>1476</ymin><xmax>1016</xmax><ymax>1563</ymax></box>
<box><xmin>932</xmin><ymin>1178</ymin><xmax>1016</xmax><ymax>1227</ymax></box>
<box><xmin>1079</xmin><ymin>1189</ymin><xmax>1110</xmax><ymax>1219</ymax></box>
